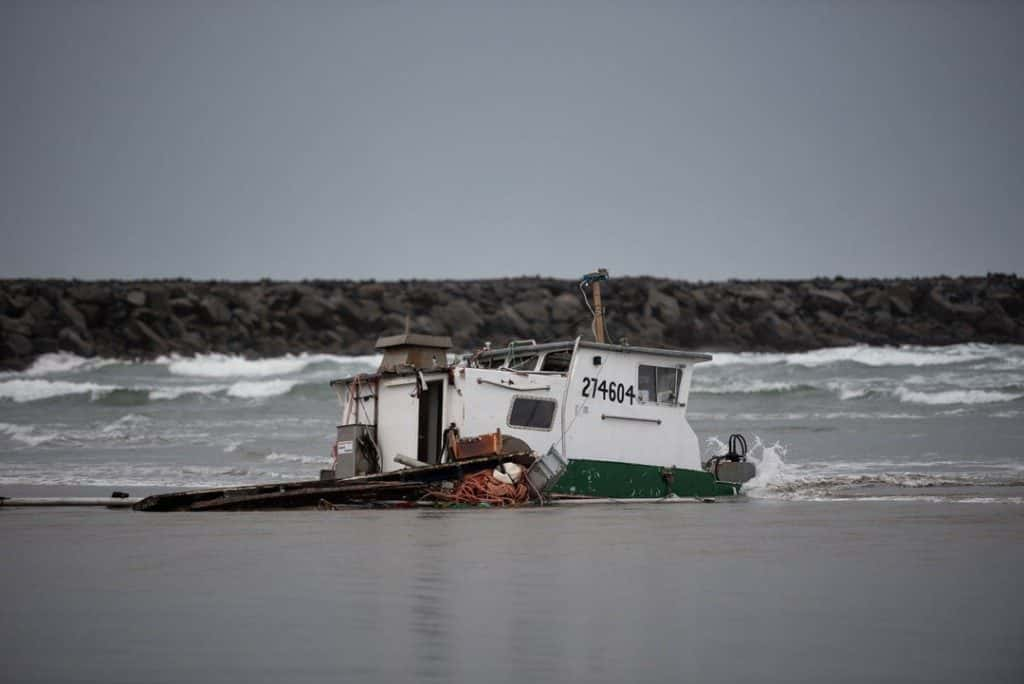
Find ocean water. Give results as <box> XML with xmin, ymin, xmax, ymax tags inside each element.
<box><xmin>1</xmin><ymin>343</ymin><xmax>1022</xmax><ymax>501</ymax></box>
<box><xmin>2</xmin><ymin>344</ymin><xmax>1023</xmax><ymax>683</ymax></box>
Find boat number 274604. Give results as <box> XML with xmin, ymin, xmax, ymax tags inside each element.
<box><xmin>581</xmin><ymin>377</ymin><xmax>636</xmax><ymax>404</ymax></box>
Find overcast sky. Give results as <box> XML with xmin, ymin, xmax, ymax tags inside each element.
<box><xmin>2</xmin><ymin>1</ymin><xmax>1021</xmax><ymax>281</ymax></box>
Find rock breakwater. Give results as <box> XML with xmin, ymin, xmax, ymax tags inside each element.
<box><xmin>1</xmin><ymin>275</ymin><xmax>1021</xmax><ymax>370</ymax></box>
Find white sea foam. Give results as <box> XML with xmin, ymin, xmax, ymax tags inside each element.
<box><xmin>0</xmin><ymin>379</ymin><xmax>118</xmax><ymax>403</ymax></box>
<box><xmin>892</xmin><ymin>387</ymin><xmax>1022</xmax><ymax>406</ymax></box>
<box><xmin>707</xmin><ymin>352</ymin><xmax>789</xmax><ymax>367</ymax></box>
<box><xmin>0</xmin><ymin>462</ymin><xmax>291</xmax><ymax>488</ymax></box>
<box><xmin>692</xmin><ymin>379</ymin><xmax>805</xmax><ymax>395</ymax></box>
<box><xmin>147</xmin><ymin>384</ymin><xmax>229</xmax><ymax>401</ymax></box>
<box><xmin>0</xmin><ymin>422</ymin><xmax>58</xmax><ymax>447</ymax></box>
<box><xmin>226</xmin><ymin>379</ymin><xmax>297</xmax><ymax>399</ymax></box>
<box><xmin>22</xmin><ymin>352</ymin><xmax>119</xmax><ymax>376</ymax></box>
<box><xmin>709</xmin><ymin>344</ymin><xmax>1015</xmax><ymax>369</ymax></box>
<box><xmin>159</xmin><ymin>352</ymin><xmax>380</xmax><ymax>379</ymax></box>
<box><xmin>704</xmin><ymin>435</ymin><xmax>789</xmax><ymax>498</ymax></box>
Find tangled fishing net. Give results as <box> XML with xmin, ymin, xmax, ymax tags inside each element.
<box><xmin>429</xmin><ymin>468</ymin><xmax>531</xmax><ymax>506</ymax></box>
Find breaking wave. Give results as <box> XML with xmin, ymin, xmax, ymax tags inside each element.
<box><xmin>158</xmin><ymin>352</ymin><xmax>380</xmax><ymax>378</ymax></box>
<box><xmin>0</xmin><ymin>379</ymin><xmax>118</xmax><ymax>403</ymax></box>
<box><xmin>704</xmin><ymin>435</ymin><xmax>1024</xmax><ymax>502</ymax></box>
<box><xmin>892</xmin><ymin>387</ymin><xmax>1022</xmax><ymax>406</ymax></box>
<box><xmin>264</xmin><ymin>452</ymin><xmax>328</xmax><ymax>465</ymax></box>
<box><xmin>710</xmin><ymin>343</ymin><xmax>1015</xmax><ymax>368</ymax></box>
<box><xmin>225</xmin><ymin>379</ymin><xmax>298</xmax><ymax>399</ymax></box>
<box><xmin>692</xmin><ymin>380</ymin><xmax>811</xmax><ymax>395</ymax></box>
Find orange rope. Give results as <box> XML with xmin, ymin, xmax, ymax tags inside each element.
<box><xmin>429</xmin><ymin>470</ymin><xmax>530</xmax><ymax>506</ymax></box>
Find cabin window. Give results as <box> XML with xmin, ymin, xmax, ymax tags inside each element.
<box><xmin>540</xmin><ymin>350</ymin><xmax>572</xmax><ymax>373</ymax></box>
<box><xmin>507</xmin><ymin>397</ymin><xmax>557</xmax><ymax>430</ymax></box>
<box><xmin>507</xmin><ymin>354</ymin><xmax>539</xmax><ymax>371</ymax></box>
<box><xmin>638</xmin><ymin>365</ymin><xmax>682</xmax><ymax>404</ymax></box>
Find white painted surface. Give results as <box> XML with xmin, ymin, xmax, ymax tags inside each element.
<box><xmin>338</xmin><ymin>343</ymin><xmax>707</xmax><ymax>474</ymax></box>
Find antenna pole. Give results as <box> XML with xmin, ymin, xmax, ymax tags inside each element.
<box><xmin>592</xmin><ymin>280</ymin><xmax>606</xmax><ymax>343</ymax></box>
<box><xmin>580</xmin><ymin>268</ymin><xmax>610</xmax><ymax>343</ymax></box>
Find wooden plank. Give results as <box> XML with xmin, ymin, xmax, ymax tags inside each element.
<box><xmin>189</xmin><ymin>482</ymin><xmax>426</xmax><ymax>511</ymax></box>
<box><xmin>134</xmin><ymin>452</ymin><xmax>535</xmax><ymax>512</ymax></box>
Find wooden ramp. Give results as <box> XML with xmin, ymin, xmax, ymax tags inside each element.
<box><xmin>133</xmin><ymin>453</ymin><xmax>534</xmax><ymax>512</ymax></box>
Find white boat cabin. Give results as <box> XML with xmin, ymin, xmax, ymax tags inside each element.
<box><xmin>331</xmin><ymin>333</ymin><xmax>712</xmax><ymax>477</ymax></box>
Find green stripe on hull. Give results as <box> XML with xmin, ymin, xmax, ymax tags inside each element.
<box><xmin>550</xmin><ymin>459</ymin><xmax>739</xmax><ymax>499</ymax></box>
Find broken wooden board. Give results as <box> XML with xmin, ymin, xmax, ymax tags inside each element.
<box><xmin>133</xmin><ymin>452</ymin><xmax>534</xmax><ymax>512</ymax></box>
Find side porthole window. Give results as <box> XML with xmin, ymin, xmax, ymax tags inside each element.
<box><xmin>508</xmin><ymin>397</ymin><xmax>557</xmax><ymax>430</ymax></box>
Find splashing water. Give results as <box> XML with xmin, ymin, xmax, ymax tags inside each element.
<box><xmin>705</xmin><ymin>435</ymin><xmax>789</xmax><ymax>497</ymax></box>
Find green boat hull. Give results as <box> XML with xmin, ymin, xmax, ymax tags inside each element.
<box><xmin>548</xmin><ymin>458</ymin><xmax>740</xmax><ymax>499</ymax></box>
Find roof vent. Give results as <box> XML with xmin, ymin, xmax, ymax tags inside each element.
<box><xmin>374</xmin><ymin>333</ymin><xmax>452</xmax><ymax>373</ymax></box>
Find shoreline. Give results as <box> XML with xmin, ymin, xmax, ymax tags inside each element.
<box><xmin>2</xmin><ymin>274</ymin><xmax>1022</xmax><ymax>370</ymax></box>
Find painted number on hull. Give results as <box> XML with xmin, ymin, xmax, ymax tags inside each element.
<box><xmin>581</xmin><ymin>377</ymin><xmax>636</xmax><ymax>405</ymax></box>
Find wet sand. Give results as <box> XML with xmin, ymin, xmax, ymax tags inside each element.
<box><xmin>2</xmin><ymin>501</ymin><xmax>1022</xmax><ymax>683</ymax></box>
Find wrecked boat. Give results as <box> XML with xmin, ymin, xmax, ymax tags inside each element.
<box><xmin>135</xmin><ymin>270</ymin><xmax>754</xmax><ymax>511</ymax></box>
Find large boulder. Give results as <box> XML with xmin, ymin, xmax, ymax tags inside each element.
<box><xmin>550</xmin><ymin>293</ymin><xmax>583</xmax><ymax>323</ymax></box>
<box><xmin>57</xmin><ymin>327</ymin><xmax>94</xmax><ymax>357</ymax></box>
<box><xmin>296</xmin><ymin>295</ymin><xmax>332</xmax><ymax>328</ymax></box>
<box><xmin>434</xmin><ymin>299</ymin><xmax>484</xmax><ymax>334</ymax></box>
<box><xmin>132</xmin><ymin>320</ymin><xmax>169</xmax><ymax>354</ymax></box>
<box><xmin>804</xmin><ymin>288</ymin><xmax>853</xmax><ymax>315</ymax></box>
<box><xmin>752</xmin><ymin>312</ymin><xmax>796</xmax><ymax>348</ymax></box>
<box><xmin>57</xmin><ymin>298</ymin><xmax>89</xmax><ymax>335</ymax></box>
<box><xmin>198</xmin><ymin>296</ymin><xmax>232</xmax><ymax>325</ymax></box>
<box><xmin>645</xmin><ymin>286</ymin><xmax>681</xmax><ymax>325</ymax></box>
<box><xmin>26</xmin><ymin>297</ymin><xmax>54</xmax><ymax>321</ymax></box>
<box><xmin>923</xmin><ymin>288</ymin><xmax>986</xmax><ymax>323</ymax></box>
<box><xmin>2</xmin><ymin>332</ymin><xmax>33</xmax><ymax>357</ymax></box>
<box><xmin>123</xmin><ymin>290</ymin><xmax>147</xmax><ymax>308</ymax></box>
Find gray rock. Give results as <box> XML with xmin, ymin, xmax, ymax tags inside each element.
<box><xmin>976</xmin><ymin>310</ymin><xmax>1017</xmax><ymax>336</ymax></box>
<box><xmin>923</xmin><ymin>288</ymin><xmax>986</xmax><ymax>323</ymax></box>
<box><xmin>26</xmin><ymin>297</ymin><xmax>54</xmax><ymax>321</ymax></box>
<box><xmin>68</xmin><ymin>284</ymin><xmax>109</xmax><ymax>304</ymax></box>
<box><xmin>2</xmin><ymin>332</ymin><xmax>33</xmax><ymax>357</ymax></box>
<box><xmin>57</xmin><ymin>328</ymin><xmax>94</xmax><ymax>356</ymax></box>
<box><xmin>752</xmin><ymin>313</ymin><xmax>796</xmax><ymax>347</ymax></box>
<box><xmin>124</xmin><ymin>290</ymin><xmax>147</xmax><ymax>308</ymax></box>
<box><xmin>889</xmin><ymin>294</ymin><xmax>913</xmax><ymax>317</ymax></box>
<box><xmin>330</xmin><ymin>293</ymin><xmax>368</xmax><ymax>325</ymax></box>
<box><xmin>815</xmin><ymin>310</ymin><xmax>840</xmax><ymax>328</ymax></box>
<box><xmin>0</xmin><ymin>314</ymin><xmax>34</xmax><ymax>337</ymax></box>
<box><xmin>512</xmin><ymin>298</ymin><xmax>549</xmax><ymax>324</ymax></box>
<box><xmin>804</xmin><ymin>288</ymin><xmax>853</xmax><ymax>315</ymax></box>
<box><xmin>691</xmin><ymin>289</ymin><xmax>713</xmax><ymax>314</ymax></box>
<box><xmin>863</xmin><ymin>290</ymin><xmax>890</xmax><ymax>313</ymax></box>
<box><xmin>550</xmin><ymin>293</ymin><xmax>582</xmax><ymax>323</ymax></box>
<box><xmin>434</xmin><ymin>299</ymin><xmax>484</xmax><ymax>334</ymax></box>
<box><xmin>771</xmin><ymin>297</ymin><xmax>797</xmax><ymax>317</ymax></box>
<box><xmin>198</xmin><ymin>296</ymin><xmax>232</xmax><ymax>325</ymax></box>
<box><xmin>57</xmin><ymin>298</ymin><xmax>89</xmax><ymax>335</ymax></box>
<box><xmin>297</xmin><ymin>295</ymin><xmax>332</xmax><ymax>327</ymax></box>
<box><xmin>146</xmin><ymin>288</ymin><xmax>170</xmax><ymax>312</ymax></box>
<box><xmin>170</xmin><ymin>297</ymin><xmax>197</xmax><ymax>316</ymax></box>
<box><xmin>133</xmin><ymin>320</ymin><xmax>169</xmax><ymax>353</ymax></box>
<box><xmin>645</xmin><ymin>286</ymin><xmax>681</xmax><ymax>325</ymax></box>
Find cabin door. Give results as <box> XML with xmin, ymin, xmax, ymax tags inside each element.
<box><xmin>417</xmin><ymin>380</ymin><xmax>444</xmax><ymax>464</ymax></box>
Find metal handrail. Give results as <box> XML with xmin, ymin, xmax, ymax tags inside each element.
<box><xmin>600</xmin><ymin>413</ymin><xmax>662</xmax><ymax>425</ymax></box>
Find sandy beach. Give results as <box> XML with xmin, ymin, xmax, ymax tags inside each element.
<box><xmin>2</xmin><ymin>500</ymin><xmax>1022</xmax><ymax>683</ymax></box>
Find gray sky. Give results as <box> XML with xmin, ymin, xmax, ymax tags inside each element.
<box><xmin>2</xmin><ymin>1</ymin><xmax>1021</xmax><ymax>281</ymax></box>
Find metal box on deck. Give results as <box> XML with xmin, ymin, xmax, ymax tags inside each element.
<box><xmin>526</xmin><ymin>445</ymin><xmax>569</xmax><ymax>494</ymax></box>
<box><xmin>335</xmin><ymin>424</ymin><xmax>378</xmax><ymax>477</ymax></box>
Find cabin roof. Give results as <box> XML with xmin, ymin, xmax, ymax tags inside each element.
<box><xmin>375</xmin><ymin>333</ymin><xmax>452</xmax><ymax>350</ymax></box>
<box><xmin>470</xmin><ymin>339</ymin><xmax>713</xmax><ymax>363</ymax></box>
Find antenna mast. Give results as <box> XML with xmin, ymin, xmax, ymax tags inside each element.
<box><xmin>580</xmin><ymin>268</ymin><xmax>610</xmax><ymax>343</ymax></box>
